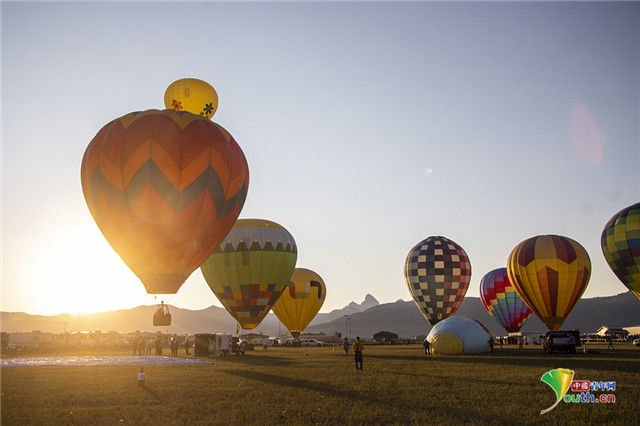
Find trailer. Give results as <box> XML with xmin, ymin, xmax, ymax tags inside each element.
<box><xmin>542</xmin><ymin>330</ymin><xmax>581</xmax><ymax>354</ymax></box>
<box><xmin>194</xmin><ymin>333</ymin><xmax>232</xmax><ymax>356</ymax></box>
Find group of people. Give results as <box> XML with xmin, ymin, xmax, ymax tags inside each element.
<box><xmin>131</xmin><ymin>335</ymin><xmax>191</xmax><ymax>357</ymax></box>
<box><xmin>343</xmin><ymin>337</ymin><xmax>365</xmax><ymax>370</ymax></box>
<box><xmin>131</xmin><ymin>337</ymin><xmax>163</xmax><ymax>355</ymax></box>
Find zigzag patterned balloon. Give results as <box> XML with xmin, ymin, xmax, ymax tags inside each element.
<box><xmin>480</xmin><ymin>268</ymin><xmax>532</xmax><ymax>333</ymax></box>
<box><xmin>81</xmin><ymin>109</ymin><xmax>249</xmax><ymax>294</ymax></box>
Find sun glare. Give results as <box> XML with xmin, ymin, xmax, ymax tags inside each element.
<box><xmin>31</xmin><ymin>227</ymin><xmax>146</xmax><ymax>315</ymax></box>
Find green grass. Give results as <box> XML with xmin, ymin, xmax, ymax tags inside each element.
<box><xmin>2</xmin><ymin>344</ymin><xmax>639</xmax><ymax>425</ymax></box>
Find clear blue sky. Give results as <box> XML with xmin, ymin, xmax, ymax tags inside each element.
<box><xmin>2</xmin><ymin>2</ymin><xmax>639</xmax><ymax>315</ymax></box>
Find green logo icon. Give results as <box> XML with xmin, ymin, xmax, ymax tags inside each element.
<box><xmin>540</xmin><ymin>368</ymin><xmax>575</xmax><ymax>415</ymax></box>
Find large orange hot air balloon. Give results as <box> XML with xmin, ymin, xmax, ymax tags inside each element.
<box><xmin>81</xmin><ymin>109</ymin><xmax>249</xmax><ymax>294</ymax></box>
<box><xmin>507</xmin><ymin>235</ymin><xmax>591</xmax><ymax>330</ymax></box>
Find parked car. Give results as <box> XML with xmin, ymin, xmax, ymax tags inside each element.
<box><xmin>542</xmin><ymin>330</ymin><xmax>581</xmax><ymax>354</ymax></box>
<box><xmin>301</xmin><ymin>339</ymin><xmax>323</xmax><ymax>347</ymax></box>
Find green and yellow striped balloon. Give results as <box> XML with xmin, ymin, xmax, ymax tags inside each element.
<box><xmin>601</xmin><ymin>202</ymin><xmax>640</xmax><ymax>301</ymax></box>
<box><xmin>200</xmin><ymin>219</ymin><xmax>297</xmax><ymax>329</ymax></box>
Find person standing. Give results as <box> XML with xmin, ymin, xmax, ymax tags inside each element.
<box><xmin>353</xmin><ymin>337</ymin><xmax>364</xmax><ymax>370</ymax></box>
<box><xmin>343</xmin><ymin>338</ymin><xmax>349</xmax><ymax>355</ymax></box>
<box><xmin>488</xmin><ymin>337</ymin><xmax>494</xmax><ymax>352</ymax></box>
<box><xmin>607</xmin><ymin>335</ymin><xmax>616</xmax><ymax>351</ymax></box>
<box><xmin>423</xmin><ymin>338</ymin><xmax>430</xmax><ymax>355</ymax></box>
<box><xmin>184</xmin><ymin>337</ymin><xmax>190</xmax><ymax>356</ymax></box>
<box><xmin>155</xmin><ymin>336</ymin><xmax>163</xmax><ymax>356</ymax></box>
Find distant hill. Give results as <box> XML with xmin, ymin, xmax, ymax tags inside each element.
<box><xmin>310</xmin><ymin>294</ymin><xmax>379</xmax><ymax>325</ymax></box>
<box><xmin>1</xmin><ymin>292</ymin><xmax>637</xmax><ymax>338</ymax></box>
<box><xmin>306</xmin><ymin>292</ymin><xmax>640</xmax><ymax>339</ymax></box>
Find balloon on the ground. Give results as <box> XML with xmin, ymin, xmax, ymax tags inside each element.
<box><xmin>507</xmin><ymin>235</ymin><xmax>591</xmax><ymax>330</ymax></box>
<box><xmin>480</xmin><ymin>268</ymin><xmax>532</xmax><ymax>333</ymax></box>
<box><xmin>164</xmin><ymin>78</ymin><xmax>218</xmax><ymax>119</ymax></box>
<box><xmin>200</xmin><ymin>219</ymin><xmax>297</xmax><ymax>329</ymax></box>
<box><xmin>404</xmin><ymin>236</ymin><xmax>471</xmax><ymax>325</ymax></box>
<box><xmin>81</xmin><ymin>109</ymin><xmax>249</xmax><ymax>294</ymax></box>
<box><xmin>426</xmin><ymin>316</ymin><xmax>490</xmax><ymax>355</ymax></box>
<box><xmin>272</xmin><ymin>268</ymin><xmax>326</xmax><ymax>339</ymax></box>
<box><xmin>601</xmin><ymin>202</ymin><xmax>640</xmax><ymax>301</ymax></box>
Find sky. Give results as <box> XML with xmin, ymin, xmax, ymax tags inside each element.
<box><xmin>2</xmin><ymin>2</ymin><xmax>639</xmax><ymax>316</ymax></box>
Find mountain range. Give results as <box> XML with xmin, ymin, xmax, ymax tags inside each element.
<box><xmin>1</xmin><ymin>292</ymin><xmax>638</xmax><ymax>338</ymax></box>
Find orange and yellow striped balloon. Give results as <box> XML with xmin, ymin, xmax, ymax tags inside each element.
<box><xmin>81</xmin><ymin>109</ymin><xmax>249</xmax><ymax>294</ymax></box>
<box><xmin>507</xmin><ymin>235</ymin><xmax>591</xmax><ymax>330</ymax></box>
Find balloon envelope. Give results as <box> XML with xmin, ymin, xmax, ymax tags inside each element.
<box><xmin>81</xmin><ymin>109</ymin><xmax>249</xmax><ymax>294</ymax></box>
<box><xmin>507</xmin><ymin>235</ymin><xmax>591</xmax><ymax>330</ymax></box>
<box><xmin>404</xmin><ymin>236</ymin><xmax>471</xmax><ymax>325</ymax></box>
<box><xmin>272</xmin><ymin>268</ymin><xmax>326</xmax><ymax>338</ymax></box>
<box><xmin>164</xmin><ymin>78</ymin><xmax>218</xmax><ymax>119</ymax></box>
<box><xmin>426</xmin><ymin>316</ymin><xmax>490</xmax><ymax>355</ymax></box>
<box><xmin>480</xmin><ymin>268</ymin><xmax>532</xmax><ymax>333</ymax></box>
<box><xmin>200</xmin><ymin>219</ymin><xmax>297</xmax><ymax>329</ymax></box>
<box><xmin>601</xmin><ymin>202</ymin><xmax>640</xmax><ymax>301</ymax></box>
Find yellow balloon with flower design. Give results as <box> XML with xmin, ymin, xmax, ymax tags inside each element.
<box><xmin>164</xmin><ymin>78</ymin><xmax>218</xmax><ymax>119</ymax></box>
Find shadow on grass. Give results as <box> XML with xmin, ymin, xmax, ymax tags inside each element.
<box><xmin>222</xmin><ymin>370</ymin><xmax>371</xmax><ymax>402</ymax></box>
<box><xmin>221</xmin><ymin>369</ymin><xmax>518</xmax><ymax>424</ymax></box>
<box><xmin>142</xmin><ymin>386</ymin><xmax>161</xmax><ymax>401</ymax></box>
<box><xmin>368</xmin><ymin>349</ymin><xmax>640</xmax><ymax>374</ymax></box>
<box><xmin>213</xmin><ymin>354</ymin><xmax>295</xmax><ymax>367</ymax></box>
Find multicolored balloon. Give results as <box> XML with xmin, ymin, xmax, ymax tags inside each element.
<box><xmin>272</xmin><ymin>268</ymin><xmax>326</xmax><ymax>338</ymax></box>
<box><xmin>164</xmin><ymin>78</ymin><xmax>218</xmax><ymax>119</ymax></box>
<box><xmin>404</xmin><ymin>236</ymin><xmax>471</xmax><ymax>325</ymax></box>
<box><xmin>507</xmin><ymin>235</ymin><xmax>591</xmax><ymax>330</ymax></box>
<box><xmin>81</xmin><ymin>109</ymin><xmax>249</xmax><ymax>294</ymax></box>
<box><xmin>601</xmin><ymin>202</ymin><xmax>640</xmax><ymax>301</ymax></box>
<box><xmin>480</xmin><ymin>268</ymin><xmax>532</xmax><ymax>333</ymax></box>
<box><xmin>200</xmin><ymin>219</ymin><xmax>297</xmax><ymax>329</ymax></box>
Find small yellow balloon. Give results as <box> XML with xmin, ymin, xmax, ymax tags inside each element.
<box><xmin>164</xmin><ymin>78</ymin><xmax>218</xmax><ymax>119</ymax></box>
<box><xmin>272</xmin><ymin>268</ymin><xmax>326</xmax><ymax>339</ymax></box>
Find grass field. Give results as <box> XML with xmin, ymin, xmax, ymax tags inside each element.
<box><xmin>2</xmin><ymin>343</ymin><xmax>639</xmax><ymax>425</ymax></box>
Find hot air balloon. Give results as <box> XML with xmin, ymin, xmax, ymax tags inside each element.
<box><xmin>507</xmin><ymin>235</ymin><xmax>591</xmax><ymax>330</ymax></box>
<box><xmin>200</xmin><ymin>219</ymin><xmax>297</xmax><ymax>329</ymax></box>
<box><xmin>480</xmin><ymin>268</ymin><xmax>532</xmax><ymax>333</ymax></box>
<box><xmin>426</xmin><ymin>316</ymin><xmax>491</xmax><ymax>355</ymax></box>
<box><xmin>164</xmin><ymin>78</ymin><xmax>218</xmax><ymax>119</ymax></box>
<box><xmin>601</xmin><ymin>202</ymin><xmax>640</xmax><ymax>301</ymax></box>
<box><xmin>81</xmin><ymin>109</ymin><xmax>249</xmax><ymax>294</ymax></box>
<box><xmin>404</xmin><ymin>236</ymin><xmax>471</xmax><ymax>325</ymax></box>
<box><xmin>272</xmin><ymin>268</ymin><xmax>326</xmax><ymax>339</ymax></box>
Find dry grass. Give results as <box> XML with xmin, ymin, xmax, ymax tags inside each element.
<box><xmin>2</xmin><ymin>343</ymin><xmax>638</xmax><ymax>425</ymax></box>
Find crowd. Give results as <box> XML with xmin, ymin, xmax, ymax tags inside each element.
<box><xmin>131</xmin><ymin>335</ymin><xmax>190</xmax><ymax>357</ymax></box>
